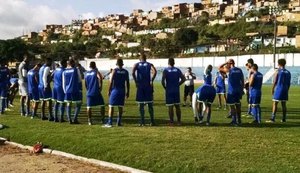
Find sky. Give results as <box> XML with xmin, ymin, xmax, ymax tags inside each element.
<box><xmin>0</xmin><ymin>0</ymin><xmax>200</xmax><ymax>40</ymax></box>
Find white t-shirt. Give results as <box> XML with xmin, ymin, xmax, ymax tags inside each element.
<box><xmin>184</xmin><ymin>72</ymin><xmax>195</xmax><ymax>86</ymax></box>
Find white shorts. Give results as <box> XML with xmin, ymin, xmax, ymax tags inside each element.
<box><xmin>18</xmin><ymin>81</ymin><xmax>28</xmax><ymax>96</ymax></box>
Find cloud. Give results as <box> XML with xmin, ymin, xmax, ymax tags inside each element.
<box><xmin>0</xmin><ymin>0</ymin><xmax>77</xmax><ymax>40</ymax></box>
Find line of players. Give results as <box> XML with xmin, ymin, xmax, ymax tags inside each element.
<box><xmin>0</xmin><ymin>55</ymin><xmax>291</xmax><ymax>127</ymax></box>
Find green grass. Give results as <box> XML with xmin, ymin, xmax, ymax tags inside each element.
<box><xmin>1</xmin><ymin>82</ymin><xmax>300</xmax><ymax>173</ymax></box>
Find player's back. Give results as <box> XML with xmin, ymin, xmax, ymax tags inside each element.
<box><xmin>228</xmin><ymin>67</ymin><xmax>244</xmax><ymax>94</ymax></box>
<box><xmin>38</xmin><ymin>65</ymin><xmax>46</xmax><ymax>88</ymax></box>
<box><xmin>53</xmin><ymin>67</ymin><xmax>64</xmax><ymax>89</ymax></box>
<box><xmin>28</xmin><ymin>69</ymin><xmax>38</xmax><ymax>93</ymax></box>
<box><xmin>276</xmin><ymin>68</ymin><xmax>291</xmax><ymax>91</ymax></box>
<box><xmin>136</xmin><ymin>61</ymin><xmax>151</xmax><ymax>86</ymax></box>
<box><xmin>204</xmin><ymin>72</ymin><xmax>212</xmax><ymax>85</ymax></box>
<box><xmin>18</xmin><ymin>62</ymin><xmax>27</xmax><ymax>83</ymax></box>
<box><xmin>250</xmin><ymin>71</ymin><xmax>263</xmax><ymax>96</ymax></box>
<box><xmin>164</xmin><ymin>67</ymin><xmax>182</xmax><ymax>93</ymax></box>
<box><xmin>216</xmin><ymin>72</ymin><xmax>225</xmax><ymax>87</ymax></box>
<box><xmin>112</xmin><ymin>68</ymin><xmax>128</xmax><ymax>91</ymax></box>
<box><xmin>85</xmin><ymin>69</ymin><xmax>100</xmax><ymax>96</ymax></box>
<box><xmin>63</xmin><ymin>67</ymin><xmax>79</xmax><ymax>94</ymax></box>
<box><xmin>0</xmin><ymin>66</ymin><xmax>10</xmax><ymax>85</ymax></box>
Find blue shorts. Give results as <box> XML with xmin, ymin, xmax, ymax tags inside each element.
<box><xmin>227</xmin><ymin>92</ymin><xmax>243</xmax><ymax>105</ymax></box>
<box><xmin>273</xmin><ymin>88</ymin><xmax>288</xmax><ymax>102</ymax></box>
<box><xmin>65</xmin><ymin>91</ymin><xmax>82</xmax><ymax>103</ymax></box>
<box><xmin>38</xmin><ymin>87</ymin><xmax>52</xmax><ymax>101</ymax></box>
<box><xmin>250</xmin><ymin>95</ymin><xmax>261</xmax><ymax>105</ymax></box>
<box><xmin>196</xmin><ymin>85</ymin><xmax>216</xmax><ymax>104</ymax></box>
<box><xmin>29</xmin><ymin>90</ymin><xmax>40</xmax><ymax>102</ymax></box>
<box><xmin>52</xmin><ymin>87</ymin><xmax>65</xmax><ymax>103</ymax></box>
<box><xmin>109</xmin><ymin>89</ymin><xmax>125</xmax><ymax>107</ymax></box>
<box><xmin>216</xmin><ymin>85</ymin><xmax>226</xmax><ymax>94</ymax></box>
<box><xmin>87</xmin><ymin>94</ymin><xmax>105</xmax><ymax>108</ymax></box>
<box><xmin>165</xmin><ymin>91</ymin><xmax>180</xmax><ymax>106</ymax></box>
<box><xmin>136</xmin><ymin>85</ymin><xmax>153</xmax><ymax>103</ymax></box>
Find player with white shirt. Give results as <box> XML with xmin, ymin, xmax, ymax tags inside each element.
<box><xmin>18</xmin><ymin>55</ymin><xmax>30</xmax><ymax>116</ymax></box>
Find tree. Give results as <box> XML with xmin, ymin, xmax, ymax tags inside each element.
<box><xmin>174</xmin><ymin>28</ymin><xmax>198</xmax><ymax>52</ymax></box>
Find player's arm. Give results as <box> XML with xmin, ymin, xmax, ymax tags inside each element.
<box><xmin>272</xmin><ymin>70</ymin><xmax>279</xmax><ymax>95</ymax></box>
<box><xmin>108</xmin><ymin>70</ymin><xmax>115</xmax><ymax>96</ymax></box>
<box><xmin>214</xmin><ymin>74</ymin><xmax>218</xmax><ymax>86</ymax></box>
<box><xmin>126</xmin><ymin>71</ymin><xmax>130</xmax><ymax>98</ymax></box>
<box><xmin>132</xmin><ymin>63</ymin><xmax>138</xmax><ymax>87</ymax></box>
<box><xmin>77</xmin><ymin>68</ymin><xmax>82</xmax><ymax>88</ymax></box>
<box><xmin>97</xmin><ymin>71</ymin><xmax>103</xmax><ymax>92</ymax></box>
<box><xmin>161</xmin><ymin>70</ymin><xmax>166</xmax><ymax>90</ymax></box>
<box><xmin>179</xmin><ymin>73</ymin><xmax>186</xmax><ymax>86</ymax></box>
<box><xmin>249</xmin><ymin>73</ymin><xmax>254</xmax><ymax>87</ymax></box>
<box><xmin>191</xmin><ymin>72</ymin><xmax>196</xmax><ymax>79</ymax></box>
<box><xmin>151</xmin><ymin>64</ymin><xmax>157</xmax><ymax>85</ymax></box>
<box><xmin>62</xmin><ymin>72</ymin><xmax>66</xmax><ymax>93</ymax></box>
<box><xmin>43</xmin><ymin>67</ymin><xmax>50</xmax><ymax>89</ymax></box>
<box><xmin>218</xmin><ymin>63</ymin><xmax>229</xmax><ymax>74</ymax></box>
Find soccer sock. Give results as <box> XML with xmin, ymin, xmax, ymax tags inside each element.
<box><xmin>117</xmin><ymin>115</ymin><xmax>122</xmax><ymax>125</ymax></box>
<box><xmin>148</xmin><ymin>103</ymin><xmax>154</xmax><ymax>124</ymax></box>
<box><xmin>74</xmin><ymin>103</ymin><xmax>81</xmax><ymax>121</ymax></box>
<box><xmin>108</xmin><ymin>117</ymin><xmax>113</xmax><ymax>125</ymax></box>
<box><xmin>207</xmin><ymin>110</ymin><xmax>211</xmax><ymax>123</ymax></box>
<box><xmin>231</xmin><ymin>111</ymin><xmax>237</xmax><ymax>124</ymax></box>
<box><xmin>66</xmin><ymin>105</ymin><xmax>71</xmax><ymax>121</ymax></box>
<box><xmin>139</xmin><ymin>103</ymin><xmax>145</xmax><ymax>124</ymax></box>
<box><xmin>60</xmin><ymin>104</ymin><xmax>65</xmax><ymax>120</ymax></box>
<box><xmin>271</xmin><ymin>113</ymin><xmax>276</xmax><ymax>121</ymax></box>
<box><xmin>247</xmin><ymin>105</ymin><xmax>251</xmax><ymax>115</ymax></box>
<box><xmin>54</xmin><ymin>103</ymin><xmax>59</xmax><ymax>119</ymax></box>
<box><xmin>257</xmin><ymin>105</ymin><xmax>261</xmax><ymax>123</ymax></box>
<box><xmin>0</xmin><ymin>99</ymin><xmax>3</xmax><ymax>112</ymax></box>
<box><xmin>252</xmin><ymin>106</ymin><xmax>257</xmax><ymax>121</ymax></box>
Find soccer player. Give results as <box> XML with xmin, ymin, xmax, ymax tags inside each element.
<box><xmin>267</xmin><ymin>59</ymin><xmax>291</xmax><ymax>123</ymax></box>
<box><xmin>38</xmin><ymin>58</ymin><xmax>53</xmax><ymax>121</ymax></box>
<box><xmin>104</xmin><ymin>59</ymin><xmax>129</xmax><ymax>128</ymax></box>
<box><xmin>18</xmin><ymin>55</ymin><xmax>30</xmax><ymax>116</ymax></box>
<box><xmin>214</xmin><ymin>70</ymin><xmax>227</xmax><ymax>110</ymax></box>
<box><xmin>132</xmin><ymin>54</ymin><xmax>157</xmax><ymax>126</ymax></box>
<box><xmin>0</xmin><ymin>59</ymin><xmax>10</xmax><ymax>114</ymax></box>
<box><xmin>194</xmin><ymin>65</ymin><xmax>216</xmax><ymax>125</ymax></box>
<box><xmin>161</xmin><ymin>58</ymin><xmax>185</xmax><ymax>126</ymax></box>
<box><xmin>219</xmin><ymin>59</ymin><xmax>244</xmax><ymax>125</ymax></box>
<box><xmin>85</xmin><ymin>61</ymin><xmax>105</xmax><ymax>125</ymax></box>
<box><xmin>8</xmin><ymin>72</ymin><xmax>19</xmax><ymax>108</ymax></box>
<box><xmin>62</xmin><ymin>59</ymin><xmax>82</xmax><ymax>124</ymax></box>
<box><xmin>52</xmin><ymin>59</ymin><xmax>67</xmax><ymax>122</ymax></box>
<box><xmin>27</xmin><ymin>63</ymin><xmax>42</xmax><ymax>119</ymax></box>
<box><xmin>244</xmin><ymin>58</ymin><xmax>254</xmax><ymax>117</ymax></box>
<box><xmin>248</xmin><ymin>64</ymin><xmax>263</xmax><ymax>124</ymax></box>
<box><xmin>183</xmin><ymin>67</ymin><xmax>196</xmax><ymax>107</ymax></box>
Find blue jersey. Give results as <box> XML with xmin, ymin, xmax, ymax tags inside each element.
<box><xmin>250</xmin><ymin>71</ymin><xmax>263</xmax><ymax>97</ymax></box>
<box><xmin>38</xmin><ymin>65</ymin><xmax>51</xmax><ymax>89</ymax></box>
<box><xmin>27</xmin><ymin>69</ymin><xmax>39</xmax><ymax>93</ymax></box>
<box><xmin>135</xmin><ymin>61</ymin><xmax>152</xmax><ymax>87</ymax></box>
<box><xmin>275</xmin><ymin>68</ymin><xmax>291</xmax><ymax>94</ymax></box>
<box><xmin>0</xmin><ymin>66</ymin><xmax>10</xmax><ymax>85</ymax></box>
<box><xmin>216</xmin><ymin>72</ymin><xmax>225</xmax><ymax>87</ymax></box>
<box><xmin>53</xmin><ymin>67</ymin><xmax>64</xmax><ymax>89</ymax></box>
<box><xmin>164</xmin><ymin>67</ymin><xmax>182</xmax><ymax>94</ymax></box>
<box><xmin>111</xmin><ymin>68</ymin><xmax>129</xmax><ymax>91</ymax></box>
<box><xmin>10</xmin><ymin>78</ymin><xmax>18</xmax><ymax>85</ymax></box>
<box><xmin>85</xmin><ymin>69</ymin><xmax>100</xmax><ymax>96</ymax></box>
<box><xmin>204</xmin><ymin>71</ymin><xmax>212</xmax><ymax>85</ymax></box>
<box><xmin>63</xmin><ymin>67</ymin><xmax>80</xmax><ymax>94</ymax></box>
<box><xmin>228</xmin><ymin>67</ymin><xmax>244</xmax><ymax>95</ymax></box>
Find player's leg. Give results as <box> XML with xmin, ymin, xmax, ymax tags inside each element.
<box><xmin>87</xmin><ymin>107</ymin><xmax>92</xmax><ymax>125</ymax></box>
<box><xmin>168</xmin><ymin>105</ymin><xmax>174</xmax><ymax>125</ymax></box>
<box><xmin>205</xmin><ymin>103</ymin><xmax>212</xmax><ymax>125</ymax></box>
<box><xmin>73</xmin><ymin>102</ymin><xmax>81</xmax><ymax>124</ymax></box>
<box><xmin>197</xmin><ymin>102</ymin><xmax>203</xmax><ymax>123</ymax></box>
<box><xmin>48</xmin><ymin>100</ymin><xmax>54</xmax><ymax>121</ymax></box>
<box><xmin>223</xmin><ymin>94</ymin><xmax>227</xmax><ymax>110</ymax></box>
<box><xmin>192</xmin><ymin>93</ymin><xmax>198</xmax><ymax>123</ymax></box>
<box><xmin>139</xmin><ymin>103</ymin><xmax>145</xmax><ymax>126</ymax></box>
<box><xmin>53</xmin><ymin>100</ymin><xmax>59</xmax><ymax>121</ymax></box>
<box><xmin>59</xmin><ymin>102</ymin><xmax>66</xmax><ymax>122</ymax></box>
<box><xmin>148</xmin><ymin>103</ymin><xmax>155</xmax><ymax>125</ymax></box>
<box><xmin>117</xmin><ymin>106</ymin><xmax>123</xmax><ymax>126</ymax></box>
<box><xmin>100</xmin><ymin>106</ymin><xmax>105</xmax><ymax>124</ymax></box>
<box><xmin>281</xmin><ymin>101</ymin><xmax>287</xmax><ymax>122</ymax></box>
<box><xmin>236</xmin><ymin>103</ymin><xmax>242</xmax><ymax>124</ymax></box>
<box><xmin>183</xmin><ymin>86</ymin><xmax>188</xmax><ymax>107</ymax></box>
<box><xmin>20</xmin><ymin>96</ymin><xmax>25</xmax><ymax>116</ymax></box>
<box><xmin>269</xmin><ymin>101</ymin><xmax>278</xmax><ymax>122</ymax></box>
<box><xmin>188</xmin><ymin>85</ymin><xmax>194</xmax><ymax>107</ymax></box>
<box><xmin>66</xmin><ymin>102</ymin><xmax>72</xmax><ymax>123</ymax></box>
<box><xmin>106</xmin><ymin>106</ymin><xmax>114</xmax><ymax>126</ymax></box>
<box><xmin>175</xmin><ymin>104</ymin><xmax>181</xmax><ymax>125</ymax></box>
<box><xmin>32</xmin><ymin>101</ymin><xmax>39</xmax><ymax>119</ymax></box>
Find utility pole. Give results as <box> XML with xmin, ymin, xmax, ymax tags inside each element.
<box><xmin>269</xmin><ymin>6</ymin><xmax>282</xmax><ymax>69</ymax></box>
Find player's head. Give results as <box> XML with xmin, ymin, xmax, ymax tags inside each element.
<box><xmin>90</xmin><ymin>61</ymin><xmax>96</xmax><ymax>69</ymax></box>
<box><xmin>116</xmin><ymin>58</ymin><xmax>124</xmax><ymax>67</ymax></box>
<box><xmin>205</xmin><ymin>65</ymin><xmax>213</xmax><ymax>75</ymax></box>
<box><xmin>226</xmin><ymin>59</ymin><xmax>235</xmax><ymax>68</ymax></box>
<box><xmin>168</xmin><ymin>58</ymin><xmax>175</xmax><ymax>67</ymax></box>
<box><xmin>278</xmin><ymin>58</ymin><xmax>286</xmax><ymax>68</ymax></box>
<box><xmin>140</xmin><ymin>53</ymin><xmax>146</xmax><ymax>61</ymax></box>
<box><xmin>45</xmin><ymin>58</ymin><xmax>52</xmax><ymax>66</ymax></box>
<box><xmin>247</xmin><ymin>58</ymin><xmax>254</xmax><ymax>66</ymax></box>
<box><xmin>187</xmin><ymin>67</ymin><xmax>192</xmax><ymax>72</ymax></box>
<box><xmin>68</xmin><ymin>59</ymin><xmax>76</xmax><ymax>67</ymax></box>
<box><xmin>252</xmin><ymin>64</ymin><xmax>258</xmax><ymax>71</ymax></box>
<box><xmin>23</xmin><ymin>54</ymin><xmax>29</xmax><ymax>63</ymax></box>
<box><xmin>60</xmin><ymin>59</ymin><xmax>68</xmax><ymax>68</ymax></box>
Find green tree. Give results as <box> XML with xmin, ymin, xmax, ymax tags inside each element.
<box><xmin>174</xmin><ymin>28</ymin><xmax>198</xmax><ymax>52</ymax></box>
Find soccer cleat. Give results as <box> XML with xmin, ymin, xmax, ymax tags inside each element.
<box><xmin>31</xmin><ymin>116</ymin><xmax>34</xmax><ymax>119</ymax></box>
<box><xmin>5</xmin><ymin>108</ymin><xmax>11</xmax><ymax>111</ymax></box>
<box><xmin>149</xmin><ymin>122</ymin><xmax>156</xmax><ymax>126</ymax></box>
<box><xmin>139</xmin><ymin>123</ymin><xmax>145</xmax><ymax>127</ymax></box>
<box><xmin>88</xmin><ymin>119</ymin><xmax>92</xmax><ymax>125</ymax></box>
<box><xmin>266</xmin><ymin>119</ymin><xmax>275</xmax><ymax>123</ymax></box>
<box><xmin>102</xmin><ymin>124</ymin><xmax>112</xmax><ymax>128</ymax></box>
<box><xmin>206</xmin><ymin>122</ymin><xmax>210</xmax><ymax>126</ymax></box>
<box><xmin>281</xmin><ymin>119</ymin><xmax>286</xmax><ymax>123</ymax></box>
<box><xmin>199</xmin><ymin>120</ymin><xmax>204</xmax><ymax>124</ymax></box>
<box><xmin>229</xmin><ymin>121</ymin><xmax>238</xmax><ymax>126</ymax></box>
<box><xmin>9</xmin><ymin>104</ymin><xmax>14</xmax><ymax>108</ymax></box>
<box><xmin>182</xmin><ymin>104</ymin><xmax>186</xmax><ymax>107</ymax></box>
<box><xmin>216</xmin><ymin>106</ymin><xmax>221</xmax><ymax>110</ymax></box>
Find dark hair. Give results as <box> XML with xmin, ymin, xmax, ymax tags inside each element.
<box><xmin>140</xmin><ymin>53</ymin><xmax>146</xmax><ymax>61</ymax></box>
<box><xmin>227</xmin><ymin>59</ymin><xmax>235</xmax><ymax>65</ymax></box>
<box><xmin>168</xmin><ymin>58</ymin><xmax>175</xmax><ymax>66</ymax></box>
<box><xmin>60</xmin><ymin>59</ymin><xmax>68</xmax><ymax>68</ymax></box>
<box><xmin>252</xmin><ymin>64</ymin><xmax>258</xmax><ymax>70</ymax></box>
<box><xmin>247</xmin><ymin>58</ymin><xmax>254</xmax><ymax>65</ymax></box>
<box><xmin>90</xmin><ymin>61</ymin><xmax>96</xmax><ymax>69</ymax></box>
<box><xmin>116</xmin><ymin>58</ymin><xmax>124</xmax><ymax>66</ymax></box>
<box><xmin>278</xmin><ymin>59</ymin><xmax>286</xmax><ymax>66</ymax></box>
<box><xmin>36</xmin><ymin>63</ymin><xmax>42</xmax><ymax>68</ymax></box>
<box><xmin>68</xmin><ymin>59</ymin><xmax>76</xmax><ymax>67</ymax></box>
<box><xmin>187</xmin><ymin>67</ymin><xmax>192</xmax><ymax>71</ymax></box>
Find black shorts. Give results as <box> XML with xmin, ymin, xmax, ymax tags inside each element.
<box><xmin>184</xmin><ymin>85</ymin><xmax>194</xmax><ymax>97</ymax></box>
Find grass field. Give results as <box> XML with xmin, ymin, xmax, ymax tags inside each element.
<box><xmin>0</xmin><ymin>81</ymin><xmax>300</xmax><ymax>173</ymax></box>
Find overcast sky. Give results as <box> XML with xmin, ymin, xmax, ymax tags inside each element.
<box><xmin>0</xmin><ymin>0</ymin><xmax>199</xmax><ymax>40</ymax></box>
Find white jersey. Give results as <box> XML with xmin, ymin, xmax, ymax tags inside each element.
<box><xmin>184</xmin><ymin>72</ymin><xmax>195</xmax><ymax>86</ymax></box>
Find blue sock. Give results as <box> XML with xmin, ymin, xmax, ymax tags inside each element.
<box><xmin>117</xmin><ymin>115</ymin><xmax>122</xmax><ymax>125</ymax></box>
<box><xmin>0</xmin><ymin>99</ymin><xmax>4</xmax><ymax>112</ymax></box>
<box><xmin>247</xmin><ymin>106</ymin><xmax>251</xmax><ymax>115</ymax></box>
<box><xmin>74</xmin><ymin>103</ymin><xmax>81</xmax><ymax>121</ymax></box>
<box><xmin>271</xmin><ymin>113</ymin><xmax>276</xmax><ymax>121</ymax></box>
<box><xmin>66</xmin><ymin>105</ymin><xmax>71</xmax><ymax>121</ymax></box>
<box><xmin>54</xmin><ymin>103</ymin><xmax>59</xmax><ymax>119</ymax></box>
<box><xmin>139</xmin><ymin>104</ymin><xmax>145</xmax><ymax>124</ymax></box>
<box><xmin>231</xmin><ymin>113</ymin><xmax>237</xmax><ymax>124</ymax></box>
<box><xmin>60</xmin><ymin>104</ymin><xmax>65</xmax><ymax>120</ymax></box>
<box><xmin>108</xmin><ymin>117</ymin><xmax>113</xmax><ymax>125</ymax></box>
<box><xmin>252</xmin><ymin>106</ymin><xmax>258</xmax><ymax>121</ymax></box>
<box><xmin>148</xmin><ymin>103</ymin><xmax>154</xmax><ymax>124</ymax></box>
<box><xmin>207</xmin><ymin>111</ymin><xmax>211</xmax><ymax>123</ymax></box>
<box><xmin>256</xmin><ymin>106</ymin><xmax>261</xmax><ymax>123</ymax></box>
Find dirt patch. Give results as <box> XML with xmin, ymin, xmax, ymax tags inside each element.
<box><xmin>0</xmin><ymin>144</ymin><xmax>123</xmax><ymax>173</ymax></box>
